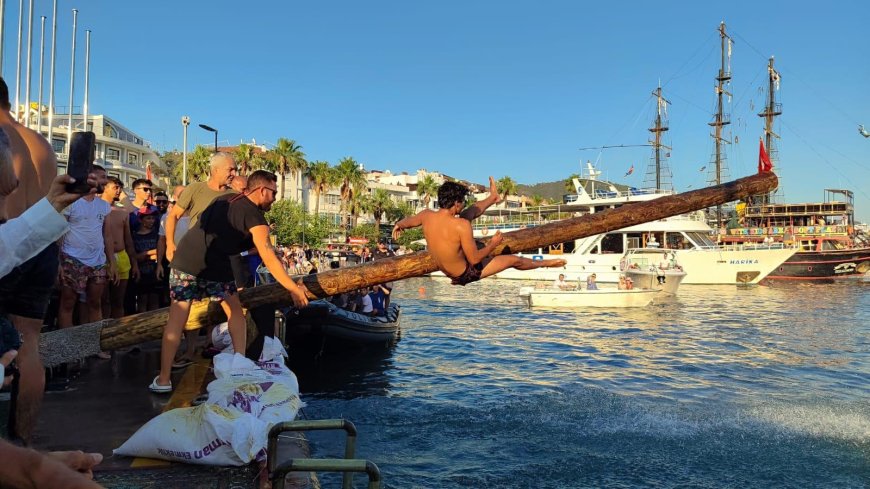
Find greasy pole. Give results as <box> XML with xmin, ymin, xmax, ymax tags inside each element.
<box><xmin>95</xmin><ymin>172</ymin><xmax>776</xmax><ymax>351</ymax></box>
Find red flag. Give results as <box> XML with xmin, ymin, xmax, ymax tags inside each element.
<box><xmin>758</xmin><ymin>138</ymin><xmax>772</xmax><ymax>173</ymax></box>
<box><xmin>624</xmin><ymin>165</ymin><xmax>634</xmax><ymax>177</ymax></box>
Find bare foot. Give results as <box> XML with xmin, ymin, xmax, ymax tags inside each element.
<box><xmin>542</xmin><ymin>259</ymin><xmax>567</xmax><ymax>267</ymax></box>
<box><xmin>489</xmin><ymin>176</ymin><xmax>502</xmax><ymax>204</ymax></box>
<box><xmin>96</xmin><ymin>351</ymin><xmax>112</xmax><ymax>360</ymax></box>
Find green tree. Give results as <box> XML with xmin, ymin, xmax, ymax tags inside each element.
<box><xmin>347</xmin><ymin>223</ymin><xmax>380</xmax><ymax>244</ymax></box>
<box><xmin>171</xmin><ymin>145</ymin><xmax>212</xmax><ymax>185</ymax></box>
<box><xmin>367</xmin><ymin>188</ymin><xmax>393</xmax><ymax>229</ymax></box>
<box><xmin>272</xmin><ymin>138</ymin><xmax>307</xmax><ymax>201</ymax></box>
<box><xmin>416</xmin><ymin>174</ymin><xmax>439</xmax><ymax>209</ymax></box>
<box><xmin>249</xmin><ymin>152</ymin><xmax>275</xmax><ymax>173</ymax></box>
<box><xmin>265</xmin><ymin>199</ymin><xmax>333</xmax><ymax>247</ymax></box>
<box><xmin>335</xmin><ymin>157</ymin><xmax>366</xmax><ymax>229</ymax></box>
<box><xmin>564</xmin><ymin>173</ymin><xmax>581</xmax><ymax>193</ymax></box>
<box><xmin>349</xmin><ymin>181</ymin><xmax>369</xmax><ymax>229</ymax></box>
<box><xmin>233</xmin><ymin>144</ymin><xmax>255</xmax><ymax>175</ymax></box>
<box><xmin>529</xmin><ymin>194</ymin><xmax>545</xmax><ymax>207</ymax></box>
<box><xmin>386</xmin><ymin>200</ymin><xmax>416</xmax><ymax>223</ymax></box>
<box><xmin>394</xmin><ymin>227</ymin><xmax>424</xmax><ymax>250</ymax></box>
<box><xmin>497</xmin><ymin>176</ymin><xmax>518</xmax><ymax>202</ymax></box>
<box><xmin>305</xmin><ymin>160</ymin><xmax>337</xmax><ymax>215</ymax></box>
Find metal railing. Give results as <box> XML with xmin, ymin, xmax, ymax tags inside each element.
<box><xmin>268</xmin><ymin>419</ymin><xmax>381</xmax><ymax>489</ymax></box>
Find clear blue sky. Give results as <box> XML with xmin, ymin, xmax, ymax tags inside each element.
<box><xmin>3</xmin><ymin>1</ymin><xmax>869</xmax><ymax>219</ymax></box>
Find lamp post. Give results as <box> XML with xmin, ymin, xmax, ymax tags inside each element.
<box><xmin>181</xmin><ymin>116</ymin><xmax>190</xmax><ymax>185</ymax></box>
<box><xmin>198</xmin><ymin>123</ymin><xmax>218</xmax><ymax>152</ymax></box>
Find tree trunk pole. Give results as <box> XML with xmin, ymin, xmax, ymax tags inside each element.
<box><xmin>93</xmin><ymin>172</ymin><xmax>777</xmax><ymax>351</ymax></box>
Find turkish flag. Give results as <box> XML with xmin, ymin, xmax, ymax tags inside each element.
<box><xmin>758</xmin><ymin>138</ymin><xmax>772</xmax><ymax>173</ymax></box>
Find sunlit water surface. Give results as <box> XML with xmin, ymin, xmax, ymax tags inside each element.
<box><xmin>292</xmin><ymin>278</ymin><xmax>870</xmax><ymax>488</ymax></box>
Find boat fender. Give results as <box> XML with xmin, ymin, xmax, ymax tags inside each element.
<box><xmin>619</xmin><ymin>258</ymin><xmax>627</xmax><ymax>270</ymax></box>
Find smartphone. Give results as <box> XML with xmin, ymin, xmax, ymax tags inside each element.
<box><xmin>65</xmin><ymin>131</ymin><xmax>96</xmax><ymax>194</ymax></box>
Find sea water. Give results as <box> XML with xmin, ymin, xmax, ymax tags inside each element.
<box><xmin>294</xmin><ymin>278</ymin><xmax>870</xmax><ymax>488</ymax></box>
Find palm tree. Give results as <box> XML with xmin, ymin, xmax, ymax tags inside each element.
<box><xmin>368</xmin><ymin>188</ymin><xmax>393</xmax><ymax>229</ymax></box>
<box><xmin>305</xmin><ymin>160</ymin><xmax>337</xmax><ymax>215</ymax></box>
<box><xmin>233</xmin><ymin>143</ymin><xmax>255</xmax><ymax>175</ymax></box>
<box><xmin>272</xmin><ymin>138</ymin><xmax>307</xmax><ymax>201</ymax></box>
<box><xmin>249</xmin><ymin>152</ymin><xmax>275</xmax><ymax>173</ymax></box>
<box><xmin>564</xmin><ymin>173</ymin><xmax>581</xmax><ymax>193</ymax></box>
<box><xmin>416</xmin><ymin>174</ymin><xmax>439</xmax><ymax>209</ymax></box>
<box><xmin>529</xmin><ymin>194</ymin><xmax>545</xmax><ymax>207</ymax></box>
<box><xmin>171</xmin><ymin>145</ymin><xmax>212</xmax><ymax>184</ymax></box>
<box><xmin>386</xmin><ymin>200</ymin><xmax>415</xmax><ymax>223</ymax></box>
<box><xmin>335</xmin><ymin>157</ymin><xmax>366</xmax><ymax>229</ymax></box>
<box><xmin>349</xmin><ymin>180</ymin><xmax>369</xmax><ymax>229</ymax></box>
<box><xmin>497</xmin><ymin>176</ymin><xmax>518</xmax><ymax>202</ymax></box>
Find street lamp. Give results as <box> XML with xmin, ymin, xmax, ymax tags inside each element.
<box><xmin>181</xmin><ymin>116</ymin><xmax>190</xmax><ymax>185</ymax></box>
<box><xmin>198</xmin><ymin>123</ymin><xmax>218</xmax><ymax>152</ymax></box>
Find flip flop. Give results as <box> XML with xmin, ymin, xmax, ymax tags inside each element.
<box><xmin>148</xmin><ymin>376</ymin><xmax>172</xmax><ymax>394</ymax></box>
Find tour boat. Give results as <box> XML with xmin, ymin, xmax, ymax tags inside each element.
<box><xmin>518</xmin><ymin>286</ymin><xmax>659</xmax><ymax>308</ymax></box>
<box><xmin>620</xmin><ymin>247</ymin><xmax>687</xmax><ymax>293</ymax></box>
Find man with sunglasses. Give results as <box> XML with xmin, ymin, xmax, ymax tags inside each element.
<box><xmin>151</xmin><ymin>170</ymin><xmax>308</xmax><ymax>393</ymax></box>
<box><xmin>127</xmin><ymin>178</ymin><xmax>153</xmax><ymax>232</ymax></box>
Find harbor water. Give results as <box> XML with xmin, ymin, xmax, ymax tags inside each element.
<box><xmin>295</xmin><ymin>277</ymin><xmax>870</xmax><ymax>488</ymax></box>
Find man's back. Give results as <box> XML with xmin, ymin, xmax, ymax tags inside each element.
<box><xmin>418</xmin><ymin>210</ymin><xmax>468</xmax><ymax>278</ymax></box>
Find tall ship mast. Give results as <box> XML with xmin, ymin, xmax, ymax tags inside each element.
<box><xmin>754</xmin><ymin>57</ymin><xmax>782</xmax><ymax>205</ymax></box>
<box><xmin>707</xmin><ymin>21</ymin><xmax>732</xmax><ymax>228</ymax></box>
<box><xmin>644</xmin><ymin>85</ymin><xmax>673</xmax><ymax>192</ymax></box>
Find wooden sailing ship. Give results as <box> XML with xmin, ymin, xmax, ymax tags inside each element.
<box><xmin>716</xmin><ymin>47</ymin><xmax>870</xmax><ymax>281</ymax></box>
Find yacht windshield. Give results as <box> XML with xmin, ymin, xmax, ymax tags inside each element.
<box><xmin>684</xmin><ymin>232</ymin><xmax>717</xmax><ymax>248</ymax></box>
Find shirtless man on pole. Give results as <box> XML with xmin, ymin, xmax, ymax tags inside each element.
<box><xmin>392</xmin><ymin>177</ymin><xmax>566</xmax><ymax>286</ymax></box>
<box><xmin>0</xmin><ymin>77</ymin><xmax>58</xmax><ymax>444</ymax></box>
<box><xmin>101</xmin><ymin>176</ymin><xmax>139</xmax><ymax>319</ymax></box>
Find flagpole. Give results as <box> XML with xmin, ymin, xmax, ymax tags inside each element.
<box><xmin>23</xmin><ymin>0</ymin><xmax>33</xmax><ymax>127</ymax></box>
<box><xmin>14</xmin><ymin>0</ymin><xmax>23</xmax><ymax>121</ymax></box>
<box><xmin>0</xmin><ymin>0</ymin><xmax>6</xmax><ymax>75</ymax></box>
<box><xmin>83</xmin><ymin>29</ymin><xmax>89</xmax><ymax>131</ymax></box>
<box><xmin>46</xmin><ymin>0</ymin><xmax>57</xmax><ymax>144</ymax></box>
<box><xmin>36</xmin><ymin>15</ymin><xmax>45</xmax><ymax>132</ymax></box>
<box><xmin>66</xmin><ymin>8</ymin><xmax>76</xmax><ymax>151</ymax></box>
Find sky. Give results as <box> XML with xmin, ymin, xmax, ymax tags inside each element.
<box><xmin>2</xmin><ymin>0</ymin><xmax>868</xmax><ymax>219</ymax></box>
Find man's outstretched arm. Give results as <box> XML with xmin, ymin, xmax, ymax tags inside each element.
<box><xmin>458</xmin><ymin>220</ymin><xmax>502</xmax><ymax>265</ymax></box>
<box><xmin>392</xmin><ymin>212</ymin><xmax>425</xmax><ymax>240</ymax></box>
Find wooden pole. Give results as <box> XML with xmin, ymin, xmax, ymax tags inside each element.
<box><xmin>73</xmin><ymin>172</ymin><xmax>777</xmax><ymax>353</ymax></box>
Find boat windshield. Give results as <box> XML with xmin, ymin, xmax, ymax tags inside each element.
<box><xmin>684</xmin><ymin>232</ymin><xmax>717</xmax><ymax>248</ymax></box>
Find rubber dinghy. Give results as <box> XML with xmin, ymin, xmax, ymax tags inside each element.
<box><xmin>285</xmin><ymin>300</ymin><xmax>401</xmax><ymax>350</ymax></box>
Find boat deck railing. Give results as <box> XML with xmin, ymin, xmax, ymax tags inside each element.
<box><xmin>268</xmin><ymin>419</ymin><xmax>382</xmax><ymax>489</ymax></box>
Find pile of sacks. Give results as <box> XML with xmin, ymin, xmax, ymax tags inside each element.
<box><xmin>114</xmin><ymin>337</ymin><xmax>304</xmax><ymax>465</ymax></box>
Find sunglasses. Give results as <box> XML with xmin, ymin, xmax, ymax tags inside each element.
<box><xmin>138</xmin><ymin>187</ymin><xmax>153</xmax><ymax>192</ymax></box>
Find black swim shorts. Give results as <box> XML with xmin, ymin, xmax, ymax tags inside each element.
<box><xmin>0</xmin><ymin>243</ymin><xmax>59</xmax><ymax>320</ymax></box>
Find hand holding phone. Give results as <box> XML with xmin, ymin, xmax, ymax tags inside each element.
<box><xmin>65</xmin><ymin>131</ymin><xmax>96</xmax><ymax>194</ymax></box>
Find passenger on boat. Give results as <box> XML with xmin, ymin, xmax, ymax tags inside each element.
<box><xmin>369</xmin><ymin>284</ymin><xmax>390</xmax><ymax>316</ymax></box>
<box><xmin>357</xmin><ymin>287</ymin><xmax>374</xmax><ymax>314</ymax></box>
<box><xmin>624</xmin><ymin>277</ymin><xmax>634</xmax><ymax>290</ymax></box>
<box><xmin>391</xmin><ymin>177</ymin><xmax>566</xmax><ymax>286</ymax></box>
<box><xmin>552</xmin><ymin>273</ymin><xmax>573</xmax><ymax>290</ymax></box>
<box><xmin>586</xmin><ymin>274</ymin><xmax>599</xmax><ymax>290</ymax></box>
<box><xmin>618</xmin><ymin>276</ymin><xmax>627</xmax><ymax>290</ymax></box>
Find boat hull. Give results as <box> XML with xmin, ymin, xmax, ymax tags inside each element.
<box><xmin>486</xmin><ymin>246</ymin><xmax>796</xmax><ymax>285</ymax></box>
<box><xmin>762</xmin><ymin>248</ymin><xmax>870</xmax><ymax>282</ymax></box>
<box><xmin>285</xmin><ymin>300</ymin><xmax>401</xmax><ymax>350</ymax></box>
<box><xmin>519</xmin><ymin>287</ymin><xmax>659</xmax><ymax>308</ymax></box>
<box><xmin>623</xmin><ymin>269</ymin><xmax>686</xmax><ymax>294</ymax></box>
